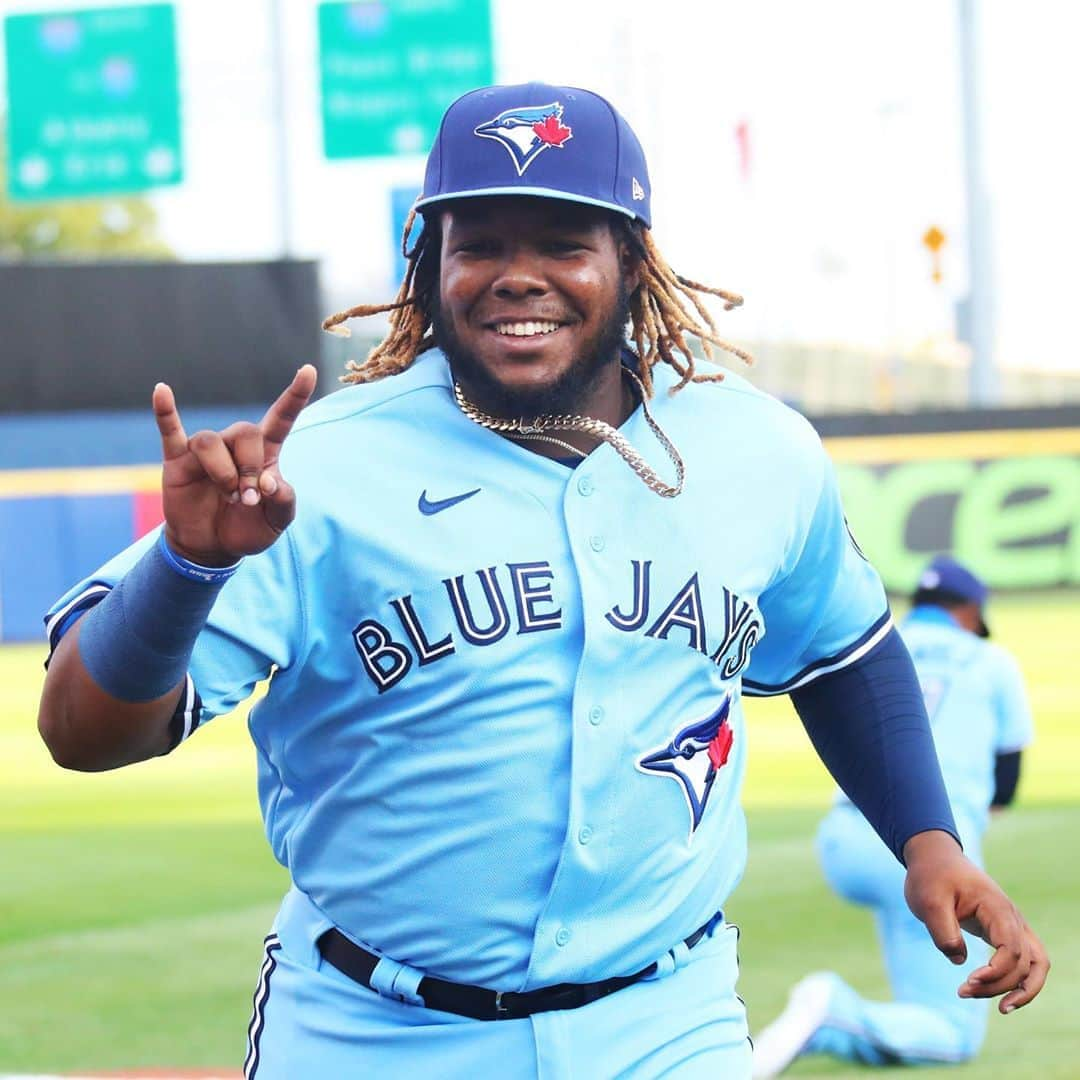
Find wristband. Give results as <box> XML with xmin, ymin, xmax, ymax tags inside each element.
<box><xmin>157</xmin><ymin>531</ymin><xmax>243</xmax><ymax>584</ymax></box>
<box><xmin>78</xmin><ymin>535</ymin><xmax>230</xmax><ymax>702</ymax></box>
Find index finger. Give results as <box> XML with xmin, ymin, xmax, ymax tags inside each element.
<box><xmin>153</xmin><ymin>382</ymin><xmax>189</xmax><ymax>461</ymax></box>
<box><xmin>261</xmin><ymin>364</ymin><xmax>317</xmax><ymax>453</ymax></box>
<box><xmin>1000</xmin><ymin>939</ymin><xmax>1049</xmax><ymax>1013</ymax></box>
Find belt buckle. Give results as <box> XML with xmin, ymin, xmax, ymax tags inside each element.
<box><xmin>494</xmin><ymin>990</ymin><xmax>510</xmax><ymax>1019</ymax></box>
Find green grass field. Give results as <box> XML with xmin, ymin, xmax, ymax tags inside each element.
<box><xmin>1</xmin><ymin>592</ymin><xmax>1077</xmax><ymax>1075</ymax></box>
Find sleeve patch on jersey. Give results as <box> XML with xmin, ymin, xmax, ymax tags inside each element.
<box><xmin>742</xmin><ymin>609</ymin><xmax>893</xmax><ymax>697</ymax></box>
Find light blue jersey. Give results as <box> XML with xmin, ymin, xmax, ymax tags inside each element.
<box><xmin>48</xmin><ymin>352</ymin><xmax>887</xmax><ymax>1072</ymax></box>
<box><xmin>902</xmin><ymin>605</ymin><xmax>1034</xmax><ymax>826</ymax></box>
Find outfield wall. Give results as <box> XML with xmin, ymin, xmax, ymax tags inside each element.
<box><xmin>1</xmin><ymin>411</ymin><xmax>1077</xmax><ymax>642</ymax></box>
<box><xmin>0</xmin><ymin>408</ymin><xmax>257</xmax><ymax>644</ymax></box>
<box><xmin>832</xmin><ymin>426</ymin><xmax>1080</xmax><ymax>592</ymax></box>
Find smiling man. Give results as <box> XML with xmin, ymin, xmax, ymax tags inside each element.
<box><xmin>38</xmin><ymin>83</ymin><xmax>1047</xmax><ymax>1078</ymax></box>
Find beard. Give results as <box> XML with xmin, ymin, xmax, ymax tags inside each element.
<box><xmin>433</xmin><ymin>279</ymin><xmax>632</xmax><ymax>418</ymax></box>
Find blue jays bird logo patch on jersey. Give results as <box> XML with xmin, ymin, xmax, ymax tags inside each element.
<box><xmin>474</xmin><ymin>101</ymin><xmax>573</xmax><ymax>175</ymax></box>
<box><xmin>638</xmin><ymin>696</ymin><xmax>734</xmax><ymax>839</ymax></box>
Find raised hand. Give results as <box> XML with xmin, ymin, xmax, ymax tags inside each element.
<box><xmin>152</xmin><ymin>365</ymin><xmax>318</xmax><ymax>565</ymax></box>
<box><xmin>903</xmin><ymin>830</ymin><xmax>1049</xmax><ymax>1014</ymax></box>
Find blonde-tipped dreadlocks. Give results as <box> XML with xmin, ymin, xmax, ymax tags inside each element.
<box><xmin>322</xmin><ymin>208</ymin><xmax>752</xmax><ymax>397</ymax></box>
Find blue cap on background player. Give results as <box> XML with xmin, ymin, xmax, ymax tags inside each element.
<box><xmin>415</xmin><ymin>82</ymin><xmax>652</xmax><ymax>227</ymax></box>
<box><xmin>914</xmin><ymin>555</ymin><xmax>990</xmax><ymax>636</ymax></box>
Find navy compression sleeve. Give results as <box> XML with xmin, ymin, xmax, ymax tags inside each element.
<box><xmin>790</xmin><ymin>626</ymin><xmax>959</xmax><ymax>864</ymax></box>
<box><xmin>992</xmin><ymin>750</ymin><xmax>1023</xmax><ymax>807</ymax></box>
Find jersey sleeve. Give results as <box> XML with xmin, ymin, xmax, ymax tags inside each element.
<box><xmin>742</xmin><ymin>436</ymin><xmax>890</xmax><ymax>696</ymax></box>
<box><xmin>43</xmin><ymin>526</ymin><xmax>305</xmax><ymax>746</ymax></box>
<box><xmin>990</xmin><ymin>646</ymin><xmax>1035</xmax><ymax>753</ymax></box>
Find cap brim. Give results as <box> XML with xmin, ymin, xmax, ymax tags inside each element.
<box><xmin>415</xmin><ymin>187</ymin><xmax>639</xmax><ymax>222</ymax></box>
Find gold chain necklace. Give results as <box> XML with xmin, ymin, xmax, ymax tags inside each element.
<box><xmin>452</xmin><ymin>368</ymin><xmax>685</xmax><ymax>498</ymax></box>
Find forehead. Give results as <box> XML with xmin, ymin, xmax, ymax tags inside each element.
<box><xmin>436</xmin><ymin>196</ymin><xmax>619</xmax><ymax>234</ymax></box>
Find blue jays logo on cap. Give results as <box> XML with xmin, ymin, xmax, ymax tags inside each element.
<box><xmin>638</xmin><ymin>696</ymin><xmax>734</xmax><ymax>839</ymax></box>
<box><xmin>474</xmin><ymin>101</ymin><xmax>574</xmax><ymax>176</ymax></box>
<box><xmin>415</xmin><ymin>82</ymin><xmax>653</xmax><ymax>227</ymax></box>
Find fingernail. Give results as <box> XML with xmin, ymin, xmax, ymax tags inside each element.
<box><xmin>260</xmin><ymin>474</ymin><xmax>278</xmax><ymax>495</ymax></box>
<box><xmin>229</xmin><ymin>490</ymin><xmax>241</xmax><ymax>504</ymax></box>
<box><xmin>1004</xmin><ymin>1004</ymin><xmax>1015</xmax><ymax>1014</ymax></box>
<box><xmin>242</xmin><ymin>488</ymin><xmax>260</xmax><ymax>506</ymax></box>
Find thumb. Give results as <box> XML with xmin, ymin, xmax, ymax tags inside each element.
<box><xmin>921</xmin><ymin>902</ymin><xmax>968</xmax><ymax>965</ymax></box>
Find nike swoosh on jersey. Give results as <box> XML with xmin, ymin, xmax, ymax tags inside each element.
<box><xmin>418</xmin><ymin>487</ymin><xmax>482</xmax><ymax>515</ymax></box>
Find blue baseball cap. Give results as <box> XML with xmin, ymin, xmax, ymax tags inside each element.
<box><xmin>415</xmin><ymin>82</ymin><xmax>652</xmax><ymax>227</ymax></box>
<box><xmin>914</xmin><ymin>555</ymin><xmax>990</xmax><ymax>636</ymax></box>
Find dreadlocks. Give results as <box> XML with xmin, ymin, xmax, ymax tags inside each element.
<box><xmin>322</xmin><ymin>208</ymin><xmax>752</xmax><ymax>397</ymax></box>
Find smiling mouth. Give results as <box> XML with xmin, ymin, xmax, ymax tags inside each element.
<box><xmin>492</xmin><ymin>320</ymin><xmax>563</xmax><ymax>338</ymax></box>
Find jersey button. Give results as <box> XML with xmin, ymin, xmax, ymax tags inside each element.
<box><xmin>577</xmin><ymin>475</ymin><xmax>595</xmax><ymax>496</ymax></box>
<box><xmin>589</xmin><ymin>534</ymin><xmax>605</xmax><ymax>552</ymax></box>
<box><xmin>578</xmin><ymin>826</ymin><xmax>594</xmax><ymax>845</ymax></box>
<box><xmin>588</xmin><ymin>706</ymin><xmax>605</xmax><ymax>726</ymax></box>
<box><xmin>555</xmin><ymin>927</ymin><xmax>572</xmax><ymax>947</ymax></box>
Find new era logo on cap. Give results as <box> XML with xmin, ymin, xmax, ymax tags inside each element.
<box><xmin>415</xmin><ymin>81</ymin><xmax>653</xmax><ymax>227</ymax></box>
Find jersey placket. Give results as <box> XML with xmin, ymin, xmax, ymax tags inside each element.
<box><xmin>521</xmin><ymin>450</ymin><xmax>635</xmax><ymax>988</ymax></box>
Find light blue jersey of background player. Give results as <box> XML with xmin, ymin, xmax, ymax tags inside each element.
<box><xmin>753</xmin><ymin>555</ymin><xmax>1035</xmax><ymax>1076</ymax></box>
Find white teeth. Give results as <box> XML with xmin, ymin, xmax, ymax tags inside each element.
<box><xmin>495</xmin><ymin>321</ymin><xmax>560</xmax><ymax>337</ymax></box>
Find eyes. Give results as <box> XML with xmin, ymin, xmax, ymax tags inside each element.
<box><xmin>451</xmin><ymin>236</ymin><xmax>590</xmax><ymax>257</ymax></box>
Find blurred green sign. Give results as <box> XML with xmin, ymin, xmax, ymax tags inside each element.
<box><xmin>3</xmin><ymin>4</ymin><xmax>182</xmax><ymax>201</ymax></box>
<box><xmin>318</xmin><ymin>0</ymin><xmax>493</xmax><ymax>159</ymax></box>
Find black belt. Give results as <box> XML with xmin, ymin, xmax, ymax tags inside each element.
<box><xmin>317</xmin><ymin>916</ymin><xmax>718</xmax><ymax>1022</ymax></box>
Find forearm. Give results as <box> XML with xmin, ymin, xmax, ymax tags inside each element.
<box><xmin>38</xmin><ymin>534</ymin><xmax>235</xmax><ymax>771</ymax></box>
<box><xmin>992</xmin><ymin>749</ymin><xmax>1022</xmax><ymax>808</ymax></box>
<box><xmin>39</xmin><ymin>616</ymin><xmax>183</xmax><ymax>771</ymax></box>
<box><xmin>791</xmin><ymin>626</ymin><xmax>958</xmax><ymax>862</ymax></box>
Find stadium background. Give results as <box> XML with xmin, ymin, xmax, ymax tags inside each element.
<box><xmin>1</xmin><ymin>0</ymin><xmax>1077</xmax><ymax>1075</ymax></box>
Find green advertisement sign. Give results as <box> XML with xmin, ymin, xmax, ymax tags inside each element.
<box><xmin>318</xmin><ymin>0</ymin><xmax>493</xmax><ymax>159</ymax></box>
<box><xmin>837</xmin><ymin>453</ymin><xmax>1080</xmax><ymax>592</ymax></box>
<box><xmin>4</xmin><ymin>4</ymin><xmax>182</xmax><ymax>201</ymax></box>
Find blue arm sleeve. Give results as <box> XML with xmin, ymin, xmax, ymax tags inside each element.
<box><xmin>790</xmin><ymin>626</ymin><xmax>959</xmax><ymax>864</ymax></box>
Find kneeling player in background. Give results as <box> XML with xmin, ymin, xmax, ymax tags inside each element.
<box><xmin>752</xmin><ymin>555</ymin><xmax>1035</xmax><ymax>1076</ymax></box>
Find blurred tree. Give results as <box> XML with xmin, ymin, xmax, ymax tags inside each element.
<box><xmin>0</xmin><ymin>116</ymin><xmax>173</xmax><ymax>259</ymax></box>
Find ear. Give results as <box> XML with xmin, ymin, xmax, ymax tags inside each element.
<box><xmin>619</xmin><ymin>236</ymin><xmax>642</xmax><ymax>294</ymax></box>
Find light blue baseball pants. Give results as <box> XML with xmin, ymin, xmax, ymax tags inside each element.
<box><xmin>243</xmin><ymin>887</ymin><xmax>753</xmax><ymax>1078</ymax></box>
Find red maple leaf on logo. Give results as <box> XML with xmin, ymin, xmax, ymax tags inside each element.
<box><xmin>707</xmin><ymin>723</ymin><xmax>733</xmax><ymax>770</ymax></box>
<box><xmin>533</xmin><ymin>114</ymin><xmax>572</xmax><ymax>147</ymax></box>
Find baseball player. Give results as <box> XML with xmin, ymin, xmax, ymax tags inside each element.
<box><xmin>38</xmin><ymin>83</ymin><xmax>1047</xmax><ymax>1078</ymax></box>
<box><xmin>752</xmin><ymin>555</ymin><xmax>1036</xmax><ymax>1077</ymax></box>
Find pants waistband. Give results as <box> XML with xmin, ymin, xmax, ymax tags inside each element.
<box><xmin>317</xmin><ymin>911</ymin><xmax>725</xmax><ymax>1022</ymax></box>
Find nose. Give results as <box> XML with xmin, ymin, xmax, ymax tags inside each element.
<box><xmin>491</xmin><ymin>248</ymin><xmax>548</xmax><ymax>298</ymax></box>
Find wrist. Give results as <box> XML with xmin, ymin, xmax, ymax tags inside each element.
<box><xmin>160</xmin><ymin>532</ymin><xmax>243</xmax><ymax>583</ymax></box>
<box><xmin>903</xmin><ymin>829</ymin><xmax>963</xmax><ymax>867</ymax></box>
